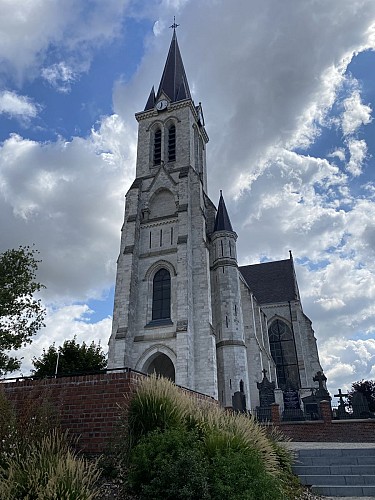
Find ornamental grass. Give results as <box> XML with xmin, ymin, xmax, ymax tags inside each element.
<box><xmin>120</xmin><ymin>374</ymin><xmax>294</xmax><ymax>499</ymax></box>
<box><xmin>0</xmin><ymin>429</ymin><xmax>101</xmax><ymax>500</ymax></box>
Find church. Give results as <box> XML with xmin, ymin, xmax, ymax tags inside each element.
<box><xmin>107</xmin><ymin>29</ymin><xmax>324</xmax><ymax>410</ymax></box>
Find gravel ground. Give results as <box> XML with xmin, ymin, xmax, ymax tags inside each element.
<box><xmin>95</xmin><ymin>477</ymin><xmax>324</xmax><ymax>500</ymax></box>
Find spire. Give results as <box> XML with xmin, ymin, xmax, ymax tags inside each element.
<box><xmin>156</xmin><ymin>29</ymin><xmax>191</xmax><ymax>103</ymax></box>
<box><xmin>144</xmin><ymin>86</ymin><xmax>156</xmax><ymax>111</ymax></box>
<box><xmin>214</xmin><ymin>191</ymin><xmax>234</xmax><ymax>232</ymax></box>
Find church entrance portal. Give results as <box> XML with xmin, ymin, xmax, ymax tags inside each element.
<box><xmin>145</xmin><ymin>353</ymin><xmax>175</xmax><ymax>382</ymax></box>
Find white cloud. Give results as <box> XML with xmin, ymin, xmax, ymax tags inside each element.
<box><xmin>320</xmin><ymin>338</ymin><xmax>375</xmax><ymax>395</ymax></box>
<box><xmin>41</xmin><ymin>62</ymin><xmax>77</xmax><ymax>93</ymax></box>
<box><xmin>0</xmin><ymin>114</ymin><xmax>136</xmax><ymax>302</ymax></box>
<box><xmin>341</xmin><ymin>90</ymin><xmax>372</xmax><ymax>136</ymax></box>
<box><xmin>0</xmin><ymin>0</ymin><xmax>130</xmax><ymax>85</ymax></box>
<box><xmin>0</xmin><ymin>90</ymin><xmax>39</xmax><ymax>120</ymax></box>
<box><xmin>328</xmin><ymin>148</ymin><xmax>346</xmax><ymax>162</ymax></box>
<box><xmin>346</xmin><ymin>138</ymin><xmax>368</xmax><ymax>176</ymax></box>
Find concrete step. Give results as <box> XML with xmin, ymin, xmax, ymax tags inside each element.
<box><xmin>293</xmin><ymin>464</ymin><xmax>375</xmax><ymax>476</ymax></box>
<box><xmin>311</xmin><ymin>484</ymin><xmax>375</xmax><ymax>497</ymax></box>
<box><xmin>297</xmin><ymin>448</ymin><xmax>375</xmax><ymax>457</ymax></box>
<box><xmin>292</xmin><ymin>447</ymin><xmax>375</xmax><ymax>497</ymax></box>
<box><xmin>299</xmin><ymin>474</ymin><xmax>375</xmax><ymax>486</ymax></box>
<box><xmin>296</xmin><ymin>455</ymin><xmax>375</xmax><ymax>466</ymax></box>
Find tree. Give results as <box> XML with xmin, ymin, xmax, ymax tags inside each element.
<box><xmin>348</xmin><ymin>379</ymin><xmax>375</xmax><ymax>412</ymax></box>
<box><xmin>0</xmin><ymin>246</ymin><xmax>46</xmax><ymax>376</ymax></box>
<box><xmin>32</xmin><ymin>337</ymin><xmax>107</xmax><ymax>377</ymax></box>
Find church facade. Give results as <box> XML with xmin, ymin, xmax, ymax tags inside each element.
<box><xmin>107</xmin><ymin>30</ymin><xmax>323</xmax><ymax>409</ymax></box>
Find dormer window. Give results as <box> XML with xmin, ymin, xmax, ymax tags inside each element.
<box><xmin>154</xmin><ymin>129</ymin><xmax>162</xmax><ymax>165</ymax></box>
<box><xmin>168</xmin><ymin>124</ymin><xmax>176</xmax><ymax>162</ymax></box>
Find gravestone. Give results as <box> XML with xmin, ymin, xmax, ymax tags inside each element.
<box><xmin>255</xmin><ymin>369</ymin><xmax>275</xmax><ymax>421</ymax></box>
<box><xmin>232</xmin><ymin>379</ymin><xmax>246</xmax><ymax>413</ymax></box>
<box><xmin>334</xmin><ymin>388</ymin><xmax>348</xmax><ymax>419</ymax></box>
<box><xmin>313</xmin><ymin>371</ymin><xmax>331</xmax><ymax>400</ymax></box>
<box><xmin>302</xmin><ymin>370</ymin><xmax>331</xmax><ymax>420</ymax></box>
<box><xmin>351</xmin><ymin>391</ymin><xmax>371</xmax><ymax>419</ymax></box>
<box><xmin>302</xmin><ymin>392</ymin><xmax>320</xmax><ymax>420</ymax></box>
<box><xmin>283</xmin><ymin>384</ymin><xmax>304</xmax><ymax>421</ymax></box>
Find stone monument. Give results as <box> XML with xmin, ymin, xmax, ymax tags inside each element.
<box><xmin>256</xmin><ymin>369</ymin><xmax>276</xmax><ymax>421</ymax></box>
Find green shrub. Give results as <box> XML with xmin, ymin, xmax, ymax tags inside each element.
<box><xmin>0</xmin><ymin>429</ymin><xmax>101</xmax><ymax>500</ymax></box>
<box><xmin>127</xmin><ymin>428</ymin><xmax>210</xmax><ymax>500</ymax></box>
<box><xmin>265</xmin><ymin>426</ymin><xmax>303</xmax><ymax>498</ymax></box>
<box><xmin>118</xmin><ymin>376</ymin><xmax>299</xmax><ymax>499</ymax></box>
<box><xmin>208</xmin><ymin>448</ymin><xmax>284</xmax><ymax>500</ymax></box>
<box><xmin>194</xmin><ymin>404</ymin><xmax>279</xmax><ymax>475</ymax></box>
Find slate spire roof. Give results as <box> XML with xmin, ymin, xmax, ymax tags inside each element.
<box><xmin>213</xmin><ymin>191</ymin><xmax>234</xmax><ymax>232</ymax></box>
<box><xmin>144</xmin><ymin>86</ymin><xmax>155</xmax><ymax>111</ymax></box>
<box><xmin>145</xmin><ymin>29</ymin><xmax>191</xmax><ymax>110</ymax></box>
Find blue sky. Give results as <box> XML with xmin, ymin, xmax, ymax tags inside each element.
<box><xmin>1</xmin><ymin>0</ymin><xmax>375</xmax><ymax>398</ymax></box>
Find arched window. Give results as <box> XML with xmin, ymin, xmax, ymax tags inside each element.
<box><xmin>154</xmin><ymin>129</ymin><xmax>161</xmax><ymax>165</ymax></box>
<box><xmin>152</xmin><ymin>268</ymin><xmax>171</xmax><ymax>320</ymax></box>
<box><xmin>168</xmin><ymin>124</ymin><xmax>176</xmax><ymax>162</ymax></box>
<box><xmin>268</xmin><ymin>319</ymin><xmax>300</xmax><ymax>390</ymax></box>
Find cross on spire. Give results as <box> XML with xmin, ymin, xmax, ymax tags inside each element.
<box><xmin>169</xmin><ymin>16</ymin><xmax>179</xmax><ymax>31</ymax></box>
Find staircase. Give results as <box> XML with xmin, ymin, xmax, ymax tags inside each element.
<box><xmin>291</xmin><ymin>445</ymin><xmax>375</xmax><ymax>497</ymax></box>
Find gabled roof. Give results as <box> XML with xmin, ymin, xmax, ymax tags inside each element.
<box><xmin>213</xmin><ymin>191</ymin><xmax>234</xmax><ymax>232</ymax></box>
<box><xmin>155</xmin><ymin>29</ymin><xmax>191</xmax><ymax>104</ymax></box>
<box><xmin>239</xmin><ymin>258</ymin><xmax>298</xmax><ymax>304</ymax></box>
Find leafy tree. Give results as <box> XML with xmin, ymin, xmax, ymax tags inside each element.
<box><xmin>0</xmin><ymin>246</ymin><xmax>45</xmax><ymax>376</ymax></box>
<box><xmin>348</xmin><ymin>379</ymin><xmax>375</xmax><ymax>412</ymax></box>
<box><xmin>32</xmin><ymin>337</ymin><xmax>107</xmax><ymax>377</ymax></box>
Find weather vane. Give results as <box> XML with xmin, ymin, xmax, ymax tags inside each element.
<box><xmin>169</xmin><ymin>16</ymin><xmax>179</xmax><ymax>30</ymax></box>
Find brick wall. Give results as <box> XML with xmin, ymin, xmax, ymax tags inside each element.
<box><xmin>2</xmin><ymin>370</ymin><xmax>216</xmax><ymax>454</ymax></box>
<box><xmin>2</xmin><ymin>370</ymin><xmax>145</xmax><ymax>454</ymax></box>
<box><xmin>274</xmin><ymin>420</ymin><xmax>375</xmax><ymax>442</ymax></box>
<box><xmin>3</xmin><ymin>376</ymin><xmax>374</xmax><ymax>452</ymax></box>
<box><xmin>269</xmin><ymin>401</ymin><xmax>375</xmax><ymax>442</ymax></box>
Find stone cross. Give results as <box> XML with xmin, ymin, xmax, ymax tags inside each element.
<box><xmin>334</xmin><ymin>388</ymin><xmax>348</xmax><ymax>406</ymax></box>
<box><xmin>313</xmin><ymin>371</ymin><xmax>327</xmax><ymax>390</ymax></box>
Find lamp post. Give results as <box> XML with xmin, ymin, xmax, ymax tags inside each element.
<box><xmin>55</xmin><ymin>351</ymin><xmax>61</xmax><ymax>378</ymax></box>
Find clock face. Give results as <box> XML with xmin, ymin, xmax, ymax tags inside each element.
<box><xmin>156</xmin><ymin>99</ymin><xmax>168</xmax><ymax>111</ymax></box>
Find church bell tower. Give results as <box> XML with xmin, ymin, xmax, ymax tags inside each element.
<box><xmin>108</xmin><ymin>28</ymin><xmax>218</xmax><ymax>398</ymax></box>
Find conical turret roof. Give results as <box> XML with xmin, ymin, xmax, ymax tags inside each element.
<box><xmin>213</xmin><ymin>191</ymin><xmax>234</xmax><ymax>232</ymax></box>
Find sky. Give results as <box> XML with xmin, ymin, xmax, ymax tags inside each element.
<box><xmin>1</xmin><ymin>0</ymin><xmax>375</xmax><ymax>400</ymax></box>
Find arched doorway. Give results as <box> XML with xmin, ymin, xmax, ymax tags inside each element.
<box><xmin>146</xmin><ymin>353</ymin><xmax>175</xmax><ymax>382</ymax></box>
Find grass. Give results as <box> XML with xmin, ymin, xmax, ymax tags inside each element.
<box><xmin>117</xmin><ymin>374</ymin><xmax>299</xmax><ymax>499</ymax></box>
<box><xmin>0</xmin><ymin>388</ymin><xmax>101</xmax><ymax>500</ymax></box>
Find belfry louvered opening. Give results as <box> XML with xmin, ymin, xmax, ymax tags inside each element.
<box><xmin>168</xmin><ymin>124</ymin><xmax>176</xmax><ymax>162</ymax></box>
<box><xmin>154</xmin><ymin>129</ymin><xmax>162</xmax><ymax>165</ymax></box>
